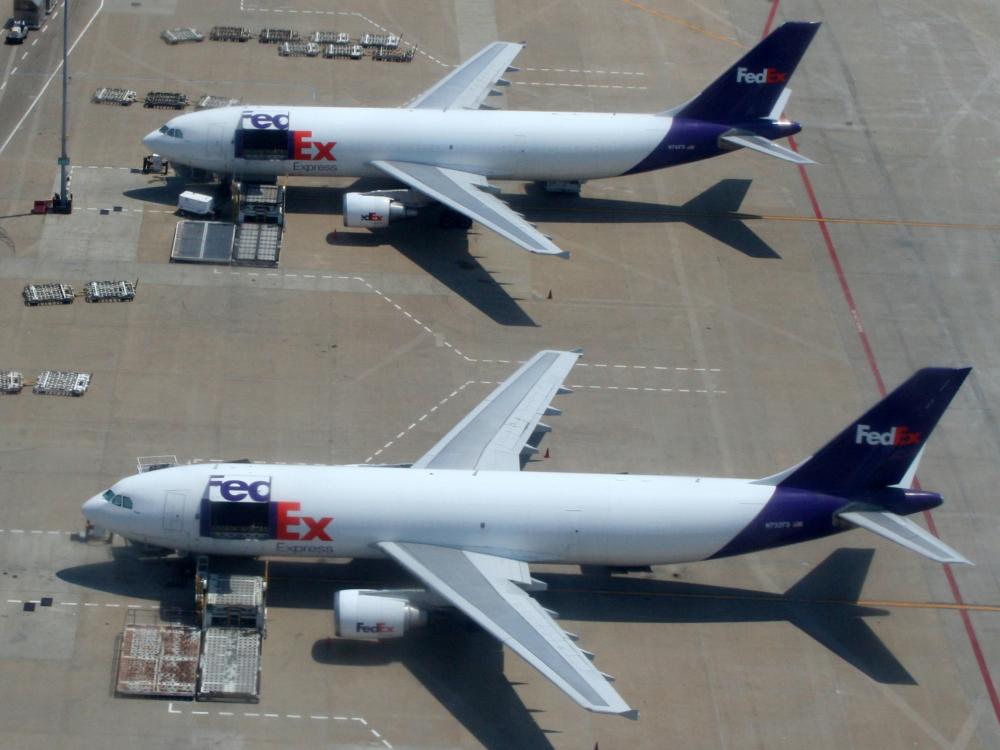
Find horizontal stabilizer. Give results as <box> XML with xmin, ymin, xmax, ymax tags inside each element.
<box><xmin>838</xmin><ymin>510</ymin><xmax>972</xmax><ymax>565</ymax></box>
<box><xmin>721</xmin><ymin>133</ymin><xmax>815</xmax><ymax>165</ymax></box>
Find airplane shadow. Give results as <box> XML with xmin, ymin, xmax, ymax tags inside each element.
<box><xmin>121</xmin><ymin>177</ymin><xmax>775</xmax><ymax>324</ymax></box>
<box><xmin>57</xmin><ymin>546</ymin><xmax>913</xmax><ymax>745</ymax></box>
<box><xmin>536</xmin><ymin>548</ymin><xmax>914</xmax><ymax>685</ymax></box>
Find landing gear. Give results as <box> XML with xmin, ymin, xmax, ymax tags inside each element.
<box><xmin>438</xmin><ymin>208</ymin><xmax>473</xmax><ymax>229</ymax></box>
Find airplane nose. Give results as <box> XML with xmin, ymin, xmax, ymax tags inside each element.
<box><xmin>142</xmin><ymin>129</ymin><xmax>160</xmax><ymax>150</ymax></box>
<box><xmin>82</xmin><ymin>493</ymin><xmax>106</xmax><ymax>523</ymax></box>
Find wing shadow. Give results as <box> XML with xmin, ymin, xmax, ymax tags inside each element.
<box><xmin>290</xmin><ymin>183</ymin><xmax>538</xmax><ymax>327</ymax></box>
<box><xmin>312</xmin><ymin>617</ymin><xmax>556</xmax><ymax>749</ymax></box>
<box><xmin>507</xmin><ymin>178</ymin><xmax>779</xmax><ymax>259</ymax></box>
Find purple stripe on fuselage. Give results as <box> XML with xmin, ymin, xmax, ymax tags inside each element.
<box><xmin>623</xmin><ymin>118</ymin><xmax>804</xmax><ymax>177</ymax></box>
<box><xmin>708</xmin><ymin>486</ymin><xmax>846</xmax><ymax>560</ymax></box>
<box><xmin>623</xmin><ymin>119</ymin><xmax>729</xmax><ymax>176</ymax></box>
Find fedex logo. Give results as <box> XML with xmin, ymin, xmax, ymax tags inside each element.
<box><xmin>241</xmin><ymin>110</ymin><xmax>289</xmax><ymax>130</ymax></box>
<box><xmin>854</xmin><ymin>424</ymin><xmax>922</xmax><ymax>447</ymax></box>
<box><xmin>208</xmin><ymin>475</ymin><xmax>271</xmax><ymax>503</ymax></box>
<box><xmin>275</xmin><ymin>500</ymin><xmax>333</xmax><ymax>541</ymax></box>
<box><xmin>736</xmin><ymin>67</ymin><xmax>786</xmax><ymax>84</ymax></box>
<box><xmin>361</xmin><ymin>211</ymin><xmax>382</xmax><ymax>222</ymax></box>
<box><xmin>292</xmin><ymin>130</ymin><xmax>336</xmax><ymax>161</ymax></box>
<box><xmin>356</xmin><ymin>622</ymin><xmax>395</xmax><ymax>634</ymax></box>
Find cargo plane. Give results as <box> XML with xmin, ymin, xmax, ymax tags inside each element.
<box><xmin>142</xmin><ymin>22</ymin><xmax>821</xmax><ymax>257</ymax></box>
<box><xmin>83</xmin><ymin>351</ymin><xmax>971</xmax><ymax>718</ymax></box>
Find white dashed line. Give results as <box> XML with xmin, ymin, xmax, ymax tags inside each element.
<box><xmin>514</xmin><ymin>81</ymin><xmax>647</xmax><ymax>90</ymax></box>
<box><xmin>365</xmin><ymin>381</ymin><xmax>473</xmax><ymax>463</ymax></box>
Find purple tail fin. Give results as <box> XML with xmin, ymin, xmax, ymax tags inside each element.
<box><xmin>673</xmin><ymin>21</ymin><xmax>820</xmax><ymax>124</ymax></box>
<box><xmin>778</xmin><ymin>368</ymin><xmax>971</xmax><ymax>494</ymax></box>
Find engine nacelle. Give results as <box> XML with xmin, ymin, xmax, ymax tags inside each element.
<box><xmin>342</xmin><ymin>193</ymin><xmax>414</xmax><ymax>228</ymax></box>
<box><xmin>334</xmin><ymin>589</ymin><xmax>427</xmax><ymax>640</ymax></box>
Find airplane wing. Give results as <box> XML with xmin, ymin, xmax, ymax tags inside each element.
<box><xmin>407</xmin><ymin>41</ymin><xmax>523</xmax><ymax>111</ymax></box>
<box><xmin>411</xmin><ymin>349</ymin><xmax>581</xmax><ymax>471</ymax></box>
<box><xmin>371</xmin><ymin>160</ymin><xmax>568</xmax><ymax>257</ymax></box>
<box><xmin>378</xmin><ymin>541</ymin><xmax>637</xmax><ymax>718</ymax></box>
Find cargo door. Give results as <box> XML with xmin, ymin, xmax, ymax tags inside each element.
<box><xmin>163</xmin><ymin>491</ymin><xmax>187</xmax><ymax>533</ymax></box>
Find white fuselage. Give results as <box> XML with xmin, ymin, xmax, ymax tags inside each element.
<box><xmin>85</xmin><ymin>463</ymin><xmax>772</xmax><ymax>566</ymax></box>
<box><xmin>143</xmin><ymin>107</ymin><xmax>679</xmax><ymax>181</ymax></box>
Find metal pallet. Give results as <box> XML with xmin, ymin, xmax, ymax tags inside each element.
<box><xmin>0</xmin><ymin>371</ymin><xmax>23</xmax><ymax>394</ymax></box>
<box><xmin>33</xmin><ymin>370</ymin><xmax>91</xmax><ymax>397</ymax></box>
<box><xmin>324</xmin><ymin>43</ymin><xmax>363</xmax><ymax>59</ymax></box>
<box><xmin>360</xmin><ymin>32</ymin><xmax>400</xmax><ymax>48</ymax></box>
<box><xmin>22</xmin><ymin>283</ymin><xmax>74</xmax><ymax>306</ymax></box>
<box><xmin>161</xmin><ymin>27</ymin><xmax>204</xmax><ymax>44</ymax></box>
<box><xmin>232</xmin><ymin>223</ymin><xmax>281</xmax><ymax>266</ymax></box>
<box><xmin>93</xmin><ymin>87</ymin><xmax>137</xmax><ymax>106</ymax></box>
<box><xmin>196</xmin><ymin>94</ymin><xmax>241</xmax><ymax>110</ymax></box>
<box><xmin>84</xmin><ymin>280</ymin><xmax>136</xmax><ymax>303</ymax></box>
<box><xmin>171</xmin><ymin>221</ymin><xmax>236</xmax><ymax>264</ymax></box>
<box><xmin>144</xmin><ymin>91</ymin><xmax>188</xmax><ymax>109</ymax></box>
<box><xmin>258</xmin><ymin>28</ymin><xmax>299</xmax><ymax>44</ymax></box>
<box><xmin>278</xmin><ymin>41</ymin><xmax>320</xmax><ymax>57</ymax></box>
<box><xmin>209</xmin><ymin>25</ymin><xmax>251</xmax><ymax>42</ymax></box>
<box><xmin>198</xmin><ymin>629</ymin><xmax>261</xmax><ymax>702</ymax></box>
<box><xmin>373</xmin><ymin>45</ymin><xmax>415</xmax><ymax>62</ymax></box>
<box><xmin>116</xmin><ymin>624</ymin><xmax>200</xmax><ymax>698</ymax></box>
<box><xmin>312</xmin><ymin>30</ymin><xmax>349</xmax><ymax>43</ymax></box>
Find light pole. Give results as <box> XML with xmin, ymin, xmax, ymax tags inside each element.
<box><xmin>55</xmin><ymin>0</ymin><xmax>71</xmax><ymax>213</ymax></box>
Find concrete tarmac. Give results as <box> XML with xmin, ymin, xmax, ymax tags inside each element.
<box><xmin>0</xmin><ymin>1</ymin><xmax>997</xmax><ymax>748</ymax></box>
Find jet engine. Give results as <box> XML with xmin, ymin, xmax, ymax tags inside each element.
<box><xmin>342</xmin><ymin>193</ymin><xmax>415</xmax><ymax>228</ymax></box>
<box><xmin>334</xmin><ymin>589</ymin><xmax>427</xmax><ymax>640</ymax></box>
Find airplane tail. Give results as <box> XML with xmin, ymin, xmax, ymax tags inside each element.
<box><xmin>762</xmin><ymin>367</ymin><xmax>972</xmax><ymax>564</ymax></box>
<box><xmin>774</xmin><ymin>368</ymin><xmax>970</xmax><ymax>495</ymax></box>
<box><xmin>665</xmin><ymin>21</ymin><xmax>820</xmax><ymax>124</ymax></box>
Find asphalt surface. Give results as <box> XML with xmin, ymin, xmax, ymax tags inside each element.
<box><xmin>0</xmin><ymin>1</ymin><xmax>997</xmax><ymax>749</ymax></box>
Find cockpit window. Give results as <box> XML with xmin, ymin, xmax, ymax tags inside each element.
<box><xmin>160</xmin><ymin>127</ymin><xmax>183</xmax><ymax>139</ymax></box>
<box><xmin>103</xmin><ymin>489</ymin><xmax>133</xmax><ymax>509</ymax></box>
<box><xmin>159</xmin><ymin>125</ymin><xmax>169</xmax><ymax>134</ymax></box>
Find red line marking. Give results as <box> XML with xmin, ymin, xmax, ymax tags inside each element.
<box><xmin>762</xmin><ymin>0</ymin><xmax>781</xmax><ymax>36</ymax></box>
<box><xmin>764</xmin><ymin>0</ymin><xmax>1000</xmax><ymax>726</ymax></box>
